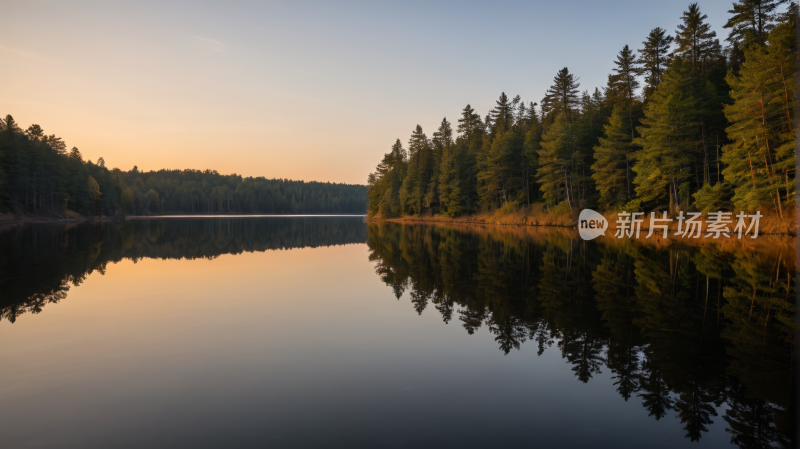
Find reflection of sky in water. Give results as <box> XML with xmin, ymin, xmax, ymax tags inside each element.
<box><xmin>0</xmin><ymin>218</ymin><xmax>792</xmax><ymax>448</ymax></box>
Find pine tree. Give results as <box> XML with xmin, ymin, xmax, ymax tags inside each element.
<box><xmin>399</xmin><ymin>125</ymin><xmax>431</xmax><ymax>215</ymax></box>
<box><xmin>612</xmin><ymin>45</ymin><xmax>640</xmax><ymax>115</ymax></box>
<box><xmin>674</xmin><ymin>3</ymin><xmax>721</xmax><ymax>75</ymax></box>
<box><xmin>490</xmin><ymin>92</ymin><xmax>513</xmax><ymax>133</ymax></box>
<box><xmin>602</xmin><ymin>46</ymin><xmax>642</xmax><ymax>205</ymax></box>
<box><xmin>457</xmin><ymin>104</ymin><xmax>482</xmax><ymax>145</ymax></box>
<box><xmin>367</xmin><ymin>139</ymin><xmax>406</xmax><ymax>217</ymax></box>
<box><xmin>537</xmin><ymin>116</ymin><xmax>576</xmax><ymax>208</ymax></box>
<box><xmin>476</xmin><ymin>127</ymin><xmax>503</xmax><ymax>209</ymax></box>
<box><xmin>454</xmin><ymin>106</ymin><xmax>484</xmax><ymax>213</ymax></box>
<box><xmin>593</xmin><ymin>105</ymin><xmax>636</xmax><ymax>208</ymax></box>
<box><xmin>633</xmin><ymin>57</ymin><xmax>698</xmax><ymax>212</ymax></box>
<box><xmin>429</xmin><ymin>118</ymin><xmax>454</xmax><ymax>214</ymax></box>
<box><xmin>476</xmin><ymin>93</ymin><xmax>530</xmax><ymax>210</ymax></box>
<box><xmin>541</xmin><ymin>68</ymin><xmax>581</xmax><ymax>120</ymax></box>
<box><xmin>523</xmin><ymin>102</ymin><xmax>541</xmax><ymax>204</ymax></box>
<box><xmin>724</xmin><ymin>0</ymin><xmax>787</xmax><ymax>48</ymax></box>
<box><xmin>572</xmin><ymin>90</ymin><xmax>606</xmax><ymax>208</ymax></box>
<box><xmin>515</xmin><ymin>100</ymin><xmax>528</xmax><ymax>129</ymax></box>
<box><xmin>438</xmin><ymin>137</ymin><xmax>465</xmax><ymax>217</ymax></box>
<box><xmin>637</xmin><ymin>28</ymin><xmax>674</xmax><ymax>99</ymax></box>
<box><xmin>719</xmin><ymin>15</ymin><xmax>795</xmax><ymax>212</ymax></box>
<box><xmin>611</xmin><ymin>45</ymin><xmax>641</xmax><ymax>179</ymax></box>
<box><xmin>724</xmin><ymin>0</ymin><xmax>789</xmax><ymax>74</ymax></box>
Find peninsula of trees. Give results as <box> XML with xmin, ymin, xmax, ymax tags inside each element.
<box><xmin>367</xmin><ymin>2</ymin><xmax>797</xmax><ymax>219</ymax></box>
<box><xmin>0</xmin><ymin>117</ymin><xmax>367</xmax><ymax>216</ymax></box>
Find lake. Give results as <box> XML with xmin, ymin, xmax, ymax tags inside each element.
<box><xmin>0</xmin><ymin>217</ymin><xmax>795</xmax><ymax>448</ymax></box>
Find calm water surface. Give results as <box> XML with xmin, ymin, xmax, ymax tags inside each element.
<box><xmin>0</xmin><ymin>217</ymin><xmax>795</xmax><ymax>448</ymax></box>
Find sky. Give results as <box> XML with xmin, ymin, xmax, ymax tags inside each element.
<box><xmin>2</xmin><ymin>0</ymin><xmax>742</xmax><ymax>185</ymax></box>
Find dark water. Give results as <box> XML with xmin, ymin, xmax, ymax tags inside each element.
<box><xmin>0</xmin><ymin>217</ymin><xmax>795</xmax><ymax>448</ymax></box>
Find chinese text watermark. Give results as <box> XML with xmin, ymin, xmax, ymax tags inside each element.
<box><xmin>578</xmin><ymin>209</ymin><xmax>762</xmax><ymax>241</ymax></box>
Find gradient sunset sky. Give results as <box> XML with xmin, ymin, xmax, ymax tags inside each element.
<box><xmin>3</xmin><ymin>0</ymin><xmax>739</xmax><ymax>185</ymax></box>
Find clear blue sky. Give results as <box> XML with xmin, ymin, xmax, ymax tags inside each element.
<box><xmin>2</xmin><ymin>0</ymin><xmax>744</xmax><ymax>184</ymax></box>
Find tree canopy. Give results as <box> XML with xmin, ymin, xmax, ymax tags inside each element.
<box><xmin>366</xmin><ymin>2</ymin><xmax>796</xmax><ymax>218</ymax></box>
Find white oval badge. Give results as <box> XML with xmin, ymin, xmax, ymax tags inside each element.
<box><xmin>578</xmin><ymin>209</ymin><xmax>608</xmax><ymax>241</ymax></box>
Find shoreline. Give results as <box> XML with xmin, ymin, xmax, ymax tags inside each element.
<box><xmin>0</xmin><ymin>215</ymin><xmax>113</xmax><ymax>224</ymax></box>
<box><xmin>126</xmin><ymin>214</ymin><xmax>367</xmax><ymax>218</ymax></box>
<box><xmin>365</xmin><ymin>208</ymin><xmax>798</xmax><ymax>236</ymax></box>
<box><xmin>0</xmin><ymin>212</ymin><xmax>366</xmax><ymax>225</ymax></box>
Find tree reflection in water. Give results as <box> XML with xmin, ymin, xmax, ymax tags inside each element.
<box><xmin>366</xmin><ymin>222</ymin><xmax>795</xmax><ymax>448</ymax></box>
<box><xmin>0</xmin><ymin>218</ymin><xmax>794</xmax><ymax>447</ymax></box>
<box><xmin>0</xmin><ymin>217</ymin><xmax>367</xmax><ymax>324</ymax></box>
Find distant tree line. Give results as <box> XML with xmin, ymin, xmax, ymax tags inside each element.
<box><xmin>116</xmin><ymin>168</ymin><xmax>366</xmax><ymax>215</ymax></box>
<box><xmin>367</xmin><ymin>2</ymin><xmax>797</xmax><ymax>218</ymax></box>
<box><xmin>0</xmin><ymin>118</ymin><xmax>367</xmax><ymax>216</ymax></box>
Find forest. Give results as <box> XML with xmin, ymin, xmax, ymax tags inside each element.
<box><xmin>115</xmin><ymin>168</ymin><xmax>366</xmax><ymax>215</ymax></box>
<box><xmin>367</xmin><ymin>1</ymin><xmax>797</xmax><ymax>219</ymax></box>
<box><xmin>0</xmin><ymin>119</ymin><xmax>367</xmax><ymax>216</ymax></box>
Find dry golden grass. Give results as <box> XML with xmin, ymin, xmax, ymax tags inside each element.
<box><xmin>368</xmin><ymin>205</ymin><xmax>796</xmax><ymax>236</ymax></box>
<box><xmin>369</xmin><ymin>212</ymin><xmax>795</xmax><ymax>270</ymax></box>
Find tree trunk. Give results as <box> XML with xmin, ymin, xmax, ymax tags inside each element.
<box><xmin>701</xmin><ymin>122</ymin><xmax>709</xmax><ymax>185</ymax></box>
<box><xmin>694</xmin><ymin>157</ymin><xmax>701</xmax><ymax>189</ymax></box>
<box><xmin>625</xmin><ymin>155</ymin><xmax>631</xmax><ymax>201</ymax></box>
<box><xmin>779</xmin><ymin>64</ymin><xmax>792</xmax><ymax>131</ymax></box>
<box><xmin>565</xmin><ymin>170</ymin><xmax>572</xmax><ymax>210</ymax></box>
<box><xmin>786</xmin><ymin>171</ymin><xmax>791</xmax><ymax>204</ymax></box>
<box><xmin>717</xmin><ymin>134</ymin><xmax>720</xmax><ymax>183</ymax></box>
<box><xmin>759</xmin><ymin>92</ymin><xmax>776</xmax><ymax>179</ymax></box>
<box><xmin>669</xmin><ymin>178</ymin><xmax>677</xmax><ymax>215</ymax></box>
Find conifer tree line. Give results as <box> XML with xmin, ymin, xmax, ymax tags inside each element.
<box><xmin>0</xmin><ymin>116</ymin><xmax>367</xmax><ymax>216</ymax></box>
<box><xmin>116</xmin><ymin>168</ymin><xmax>366</xmax><ymax>215</ymax></box>
<box><xmin>367</xmin><ymin>2</ymin><xmax>797</xmax><ymax>218</ymax></box>
<box><xmin>0</xmin><ymin>116</ymin><xmax>121</xmax><ymax>216</ymax></box>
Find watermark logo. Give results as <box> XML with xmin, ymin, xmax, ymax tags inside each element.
<box><xmin>578</xmin><ymin>209</ymin><xmax>608</xmax><ymax>240</ymax></box>
<box><xmin>578</xmin><ymin>209</ymin><xmax>762</xmax><ymax>241</ymax></box>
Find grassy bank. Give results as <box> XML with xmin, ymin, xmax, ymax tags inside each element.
<box><xmin>367</xmin><ymin>204</ymin><xmax>797</xmax><ymax>236</ymax></box>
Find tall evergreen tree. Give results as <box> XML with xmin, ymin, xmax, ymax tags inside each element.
<box><xmin>457</xmin><ymin>104</ymin><xmax>482</xmax><ymax>146</ymax></box>
<box><xmin>490</xmin><ymin>92</ymin><xmax>513</xmax><ymax>133</ymax></box>
<box><xmin>603</xmin><ymin>46</ymin><xmax>643</xmax><ymax>204</ymax></box>
<box><xmin>724</xmin><ymin>0</ymin><xmax>787</xmax><ymax>48</ymax></box>
<box><xmin>611</xmin><ymin>45</ymin><xmax>641</xmax><ymax>142</ymax></box>
<box><xmin>476</xmin><ymin>127</ymin><xmax>504</xmax><ymax>209</ymax></box>
<box><xmin>637</xmin><ymin>28</ymin><xmax>674</xmax><ymax>98</ymax></box>
<box><xmin>537</xmin><ymin>69</ymin><xmax>584</xmax><ymax>209</ymax></box>
<box><xmin>633</xmin><ymin>58</ymin><xmax>698</xmax><ymax>212</ymax></box>
<box><xmin>537</xmin><ymin>116</ymin><xmax>577</xmax><ymax>208</ymax></box>
<box><xmin>572</xmin><ymin>90</ymin><xmax>607</xmax><ymax>208</ymax></box>
<box><xmin>399</xmin><ymin>125</ymin><xmax>431</xmax><ymax>215</ymax></box>
<box><xmin>674</xmin><ymin>3</ymin><xmax>722</xmax><ymax>75</ymax></box>
<box><xmin>593</xmin><ymin>105</ymin><xmax>637</xmax><ymax>207</ymax></box>
<box><xmin>430</xmin><ymin>118</ymin><xmax>454</xmax><ymax>214</ymax></box>
<box><xmin>718</xmin><ymin>15</ymin><xmax>795</xmax><ymax>212</ymax></box>
<box><xmin>541</xmin><ymin>68</ymin><xmax>581</xmax><ymax>120</ymax></box>
<box><xmin>523</xmin><ymin>102</ymin><xmax>542</xmax><ymax>204</ymax></box>
<box><xmin>368</xmin><ymin>139</ymin><xmax>406</xmax><ymax>217</ymax></box>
